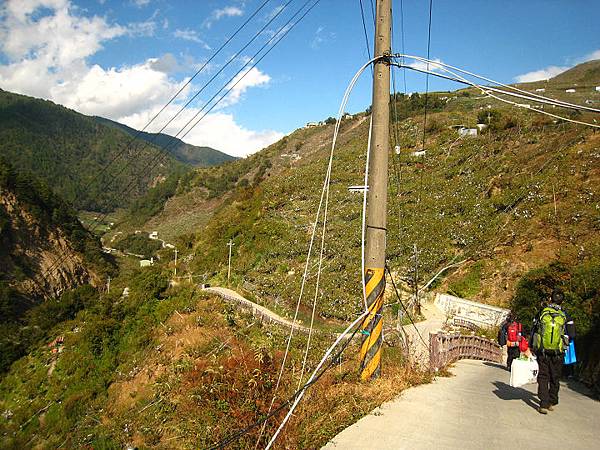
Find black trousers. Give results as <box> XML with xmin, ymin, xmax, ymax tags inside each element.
<box><xmin>507</xmin><ymin>346</ymin><xmax>520</xmax><ymax>370</ymax></box>
<box><xmin>537</xmin><ymin>352</ymin><xmax>563</xmax><ymax>408</ymax></box>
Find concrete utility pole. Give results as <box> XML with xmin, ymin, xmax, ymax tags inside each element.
<box><xmin>360</xmin><ymin>0</ymin><xmax>391</xmax><ymax>381</ymax></box>
<box><xmin>227</xmin><ymin>239</ymin><xmax>234</xmax><ymax>283</ymax></box>
<box><xmin>107</xmin><ymin>276</ymin><xmax>111</xmax><ymax>294</ymax></box>
<box><xmin>174</xmin><ymin>249</ymin><xmax>178</xmax><ymax>277</ymax></box>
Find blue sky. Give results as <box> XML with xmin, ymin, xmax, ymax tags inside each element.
<box><xmin>1</xmin><ymin>0</ymin><xmax>599</xmax><ymax>156</ymax></box>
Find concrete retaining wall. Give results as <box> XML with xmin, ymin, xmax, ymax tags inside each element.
<box><xmin>434</xmin><ymin>293</ymin><xmax>509</xmax><ymax>327</ymax></box>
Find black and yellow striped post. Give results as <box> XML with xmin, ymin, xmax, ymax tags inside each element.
<box><xmin>360</xmin><ymin>268</ymin><xmax>385</xmax><ymax>380</ymax></box>
<box><xmin>359</xmin><ymin>0</ymin><xmax>391</xmax><ymax>381</ymax></box>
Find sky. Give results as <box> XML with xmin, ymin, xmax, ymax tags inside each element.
<box><xmin>0</xmin><ymin>0</ymin><xmax>599</xmax><ymax>157</ymax></box>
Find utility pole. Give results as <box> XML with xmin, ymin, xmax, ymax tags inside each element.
<box><xmin>360</xmin><ymin>0</ymin><xmax>391</xmax><ymax>381</ymax></box>
<box><xmin>413</xmin><ymin>244</ymin><xmax>421</xmax><ymax>316</ymax></box>
<box><xmin>174</xmin><ymin>249</ymin><xmax>178</xmax><ymax>277</ymax></box>
<box><xmin>227</xmin><ymin>240</ymin><xmax>234</xmax><ymax>284</ymax></box>
<box><xmin>107</xmin><ymin>276</ymin><xmax>111</xmax><ymax>294</ymax></box>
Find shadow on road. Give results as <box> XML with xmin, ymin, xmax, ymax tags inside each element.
<box><xmin>483</xmin><ymin>361</ymin><xmax>506</xmax><ymax>370</ymax></box>
<box><xmin>491</xmin><ymin>381</ymin><xmax>539</xmax><ymax>411</ymax></box>
<box><xmin>564</xmin><ymin>378</ymin><xmax>599</xmax><ymax>401</ymax></box>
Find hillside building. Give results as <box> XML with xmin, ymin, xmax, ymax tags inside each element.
<box><xmin>140</xmin><ymin>257</ymin><xmax>154</xmax><ymax>267</ymax></box>
<box><xmin>535</xmin><ymin>88</ymin><xmax>546</xmax><ymax>93</ymax></box>
<box><xmin>149</xmin><ymin>231</ymin><xmax>158</xmax><ymax>239</ymax></box>
<box><xmin>565</xmin><ymin>88</ymin><xmax>576</xmax><ymax>93</ymax></box>
<box><xmin>458</xmin><ymin>127</ymin><xmax>477</xmax><ymax>137</ymax></box>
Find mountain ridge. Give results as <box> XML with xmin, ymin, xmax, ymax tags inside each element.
<box><xmin>94</xmin><ymin>116</ymin><xmax>237</xmax><ymax>167</ymax></box>
<box><xmin>0</xmin><ymin>89</ymin><xmax>184</xmax><ymax>212</ymax></box>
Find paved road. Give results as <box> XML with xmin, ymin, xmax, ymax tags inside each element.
<box><xmin>401</xmin><ymin>301</ymin><xmax>445</xmax><ymax>366</ymax></box>
<box><xmin>204</xmin><ymin>286</ymin><xmax>312</xmax><ymax>333</ymax></box>
<box><xmin>323</xmin><ymin>359</ymin><xmax>599</xmax><ymax>449</ymax></box>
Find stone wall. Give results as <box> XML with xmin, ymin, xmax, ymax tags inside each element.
<box><xmin>434</xmin><ymin>293</ymin><xmax>510</xmax><ymax>327</ymax></box>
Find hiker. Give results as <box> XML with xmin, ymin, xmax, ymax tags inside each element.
<box><xmin>531</xmin><ymin>290</ymin><xmax>575</xmax><ymax>414</ymax></box>
<box><xmin>499</xmin><ymin>313</ymin><xmax>525</xmax><ymax>370</ymax></box>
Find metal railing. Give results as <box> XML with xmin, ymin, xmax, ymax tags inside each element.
<box><xmin>429</xmin><ymin>331</ymin><xmax>501</xmax><ymax>370</ymax></box>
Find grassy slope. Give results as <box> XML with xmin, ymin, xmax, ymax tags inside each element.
<box><xmin>0</xmin><ymin>89</ymin><xmax>183</xmax><ymax>212</ymax></box>
<box><xmin>0</xmin><ymin>276</ymin><xmax>426</xmax><ymax>449</ymax></box>
<box><xmin>180</xmin><ymin>94</ymin><xmax>599</xmax><ymax>320</ymax></box>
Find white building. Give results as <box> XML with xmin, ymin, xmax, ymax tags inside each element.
<box><xmin>565</xmin><ymin>88</ymin><xmax>576</xmax><ymax>93</ymax></box>
<box><xmin>149</xmin><ymin>231</ymin><xmax>158</xmax><ymax>240</ymax></box>
<box><xmin>535</xmin><ymin>88</ymin><xmax>546</xmax><ymax>93</ymax></box>
<box><xmin>458</xmin><ymin>127</ymin><xmax>477</xmax><ymax>137</ymax></box>
<box><xmin>305</xmin><ymin>122</ymin><xmax>318</xmax><ymax>128</ymax></box>
<box><xmin>596</xmin><ymin>86</ymin><xmax>600</xmax><ymax>92</ymax></box>
<box><xmin>140</xmin><ymin>257</ymin><xmax>154</xmax><ymax>267</ymax></box>
<box><xmin>348</xmin><ymin>185</ymin><xmax>368</xmax><ymax>193</ymax></box>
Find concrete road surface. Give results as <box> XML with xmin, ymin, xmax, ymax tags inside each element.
<box><xmin>323</xmin><ymin>359</ymin><xmax>599</xmax><ymax>450</ymax></box>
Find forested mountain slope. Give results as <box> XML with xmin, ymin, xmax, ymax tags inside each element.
<box><xmin>95</xmin><ymin>116</ymin><xmax>236</xmax><ymax>167</ymax></box>
<box><xmin>0</xmin><ymin>89</ymin><xmax>183</xmax><ymax>212</ymax></box>
<box><xmin>0</xmin><ymin>158</ymin><xmax>114</xmax><ymax>303</ymax></box>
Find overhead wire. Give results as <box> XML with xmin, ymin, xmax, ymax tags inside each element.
<box><xmin>389</xmin><ymin>4</ymin><xmax>405</xmax><ymax>244</ymax></box>
<box><xmin>385</xmin><ymin>264</ymin><xmax>428</xmax><ymax>348</ymax></box>
<box><xmin>358</xmin><ymin>0</ymin><xmax>372</xmax><ymax>65</ymax></box>
<box><xmin>396</xmin><ymin>54</ymin><xmax>600</xmax><ymax>113</ymax></box>
<box><xmin>392</xmin><ymin>58</ymin><xmax>600</xmax><ymax>129</ymax></box>
<box><xmin>39</xmin><ymin>0</ymin><xmax>318</xmax><ymax>284</ymax></box>
<box><xmin>37</xmin><ymin>0</ymin><xmax>288</xmax><ymax>283</ymax></box>
<box><xmin>256</xmin><ymin>53</ymin><xmax>378</xmax><ymax>448</ymax></box>
<box><xmin>265</xmin><ymin>311</ymin><xmax>368</xmax><ymax>449</ymax></box>
<box><xmin>208</xmin><ymin>310</ymin><xmax>367</xmax><ymax>449</ymax></box>
<box><xmin>43</xmin><ymin>0</ymin><xmax>274</xmax><ymax>224</ymax></box>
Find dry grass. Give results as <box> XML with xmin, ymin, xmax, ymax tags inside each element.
<box><xmin>101</xmin><ymin>298</ymin><xmax>431</xmax><ymax>449</ymax></box>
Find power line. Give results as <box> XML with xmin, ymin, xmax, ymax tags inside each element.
<box><xmin>209</xmin><ymin>313</ymin><xmax>365</xmax><ymax>449</ymax></box>
<box><xmin>385</xmin><ymin>264</ymin><xmax>428</xmax><ymax>348</ymax></box>
<box><xmin>393</xmin><ymin>59</ymin><xmax>600</xmax><ymax>129</ymax></box>
<box><xmin>398</xmin><ymin>0</ymin><xmax>408</xmax><ymax>94</ymax></box>
<box><xmin>37</xmin><ymin>2</ymin><xmax>284</xmax><ymax>283</ymax></box>
<box><xmin>54</xmin><ymin>0</ymin><xmax>274</xmax><ymax>217</ymax></box>
<box><xmin>420</xmin><ymin>0</ymin><xmax>434</xmax><ymax>151</ymax></box>
<box><xmin>39</xmin><ymin>0</ymin><xmax>320</xmax><ymax>284</ymax></box>
<box><xmin>256</xmin><ymin>51</ymin><xmax>377</xmax><ymax>448</ymax></box>
<box><xmin>358</xmin><ymin>0</ymin><xmax>372</xmax><ymax>62</ymax></box>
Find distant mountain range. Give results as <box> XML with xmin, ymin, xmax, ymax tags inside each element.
<box><xmin>0</xmin><ymin>89</ymin><xmax>235</xmax><ymax>212</ymax></box>
<box><xmin>94</xmin><ymin>117</ymin><xmax>236</xmax><ymax>167</ymax></box>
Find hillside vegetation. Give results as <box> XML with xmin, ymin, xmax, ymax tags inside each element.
<box><xmin>1</xmin><ymin>62</ymin><xmax>599</xmax><ymax>447</ymax></box>
<box><xmin>0</xmin><ymin>89</ymin><xmax>184</xmax><ymax>212</ymax></box>
<box><xmin>95</xmin><ymin>117</ymin><xmax>236</xmax><ymax>167</ymax></box>
<box><xmin>0</xmin><ymin>158</ymin><xmax>115</xmax><ymax>372</ymax></box>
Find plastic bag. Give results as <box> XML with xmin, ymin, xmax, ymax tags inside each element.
<box><xmin>509</xmin><ymin>356</ymin><xmax>539</xmax><ymax>388</ymax></box>
<box><xmin>564</xmin><ymin>340</ymin><xmax>577</xmax><ymax>365</ymax></box>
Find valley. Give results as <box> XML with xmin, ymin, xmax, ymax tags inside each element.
<box><xmin>1</xmin><ymin>57</ymin><xmax>599</xmax><ymax>449</ymax></box>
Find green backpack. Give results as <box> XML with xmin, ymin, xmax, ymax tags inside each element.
<box><xmin>534</xmin><ymin>306</ymin><xmax>566</xmax><ymax>352</ymax></box>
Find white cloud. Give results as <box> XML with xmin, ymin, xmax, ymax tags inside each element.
<box><xmin>0</xmin><ymin>0</ymin><xmax>282</xmax><ymax>158</ymax></box>
<box><xmin>173</xmin><ymin>29</ymin><xmax>210</xmax><ymax>49</ymax></box>
<box><xmin>577</xmin><ymin>49</ymin><xmax>600</xmax><ymax>64</ymax></box>
<box><xmin>407</xmin><ymin>58</ymin><xmax>444</xmax><ymax>73</ymax></box>
<box><xmin>514</xmin><ymin>65</ymin><xmax>570</xmax><ymax>83</ymax></box>
<box><xmin>310</xmin><ymin>26</ymin><xmax>335</xmax><ymax>50</ymax></box>
<box><xmin>148</xmin><ymin>53</ymin><xmax>179</xmax><ymax>73</ymax></box>
<box><xmin>214</xmin><ymin>6</ymin><xmax>243</xmax><ymax>20</ymax></box>
<box><xmin>203</xmin><ymin>5</ymin><xmax>244</xmax><ymax>28</ymax></box>
<box><xmin>223</xmin><ymin>67</ymin><xmax>271</xmax><ymax>106</ymax></box>
<box><xmin>121</xmin><ymin>105</ymin><xmax>283</xmax><ymax>157</ymax></box>
<box><xmin>514</xmin><ymin>48</ymin><xmax>600</xmax><ymax>83</ymax></box>
<box><xmin>132</xmin><ymin>0</ymin><xmax>150</xmax><ymax>7</ymax></box>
